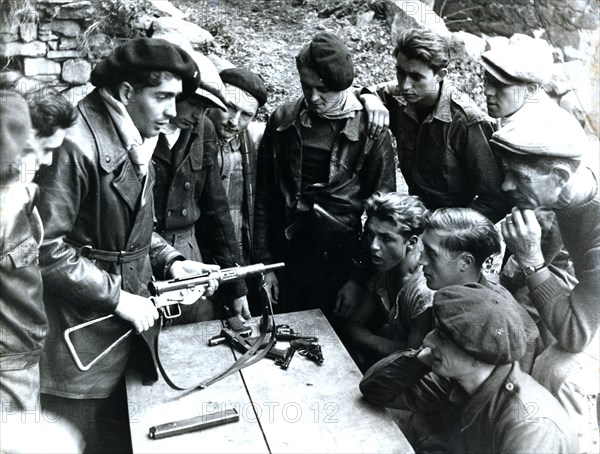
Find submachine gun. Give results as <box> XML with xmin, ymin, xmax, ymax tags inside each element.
<box><xmin>63</xmin><ymin>263</ymin><xmax>284</xmax><ymax>385</ymax></box>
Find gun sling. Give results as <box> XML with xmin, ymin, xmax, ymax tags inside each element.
<box><xmin>65</xmin><ymin>239</ymin><xmax>150</xmax><ymax>264</ymax></box>
<box><xmin>151</xmin><ymin>283</ymin><xmax>277</xmax><ymax>391</ymax></box>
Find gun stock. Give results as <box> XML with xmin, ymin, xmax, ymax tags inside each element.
<box><xmin>63</xmin><ymin>262</ymin><xmax>285</xmax><ymax>372</ymax></box>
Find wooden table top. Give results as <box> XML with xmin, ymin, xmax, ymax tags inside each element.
<box><xmin>126</xmin><ymin>309</ymin><xmax>414</xmax><ymax>453</ymax></box>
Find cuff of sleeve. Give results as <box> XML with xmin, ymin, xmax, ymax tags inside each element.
<box><xmin>529</xmin><ymin>275</ymin><xmax>565</xmax><ymax>308</ymax></box>
<box><xmin>221</xmin><ymin>278</ymin><xmax>248</xmax><ymax>301</ymax></box>
<box><xmin>162</xmin><ymin>254</ymin><xmax>185</xmax><ymax>280</ymax></box>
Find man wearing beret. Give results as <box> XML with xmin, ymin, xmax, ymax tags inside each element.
<box><xmin>35</xmin><ymin>38</ymin><xmax>220</xmax><ymax>450</ymax></box>
<box><xmin>253</xmin><ymin>32</ymin><xmax>395</xmax><ymax>319</ymax></box>
<box><xmin>206</xmin><ymin>67</ymin><xmax>267</xmax><ymax>268</ymax></box>
<box><xmin>491</xmin><ymin>105</ymin><xmax>599</xmax><ymax>451</ymax></box>
<box><xmin>361</xmin><ymin>28</ymin><xmax>509</xmax><ymax>223</ymax></box>
<box><xmin>360</xmin><ymin>284</ymin><xmax>578</xmax><ymax>453</ymax></box>
<box><xmin>153</xmin><ymin>53</ymin><xmax>250</xmax><ymax>323</ymax></box>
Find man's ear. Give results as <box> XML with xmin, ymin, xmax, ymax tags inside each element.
<box><xmin>435</xmin><ymin>68</ymin><xmax>448</xmax><ymax>83</ymax></box>
<box><xmin>117</xmin><ymin>82</ymin><xmax>135</xmax><ymax>105</ymax></box>
<box><xmin>552</xmin><ymin>165</ymin><xmax>572</xmax><ymax>188</ymax></box>
<box><xmin>524</xmin><ymin>82</ymin><xmax>539</xmax><ymax>101</ymax></box>
<box><xmin>459</xmin><ymin>252</ymin><xmax>475</xmax><ymax>271</ymax></box>
<box><xmin>406</xmin><ymin>235</ymin><xmax>419</xmax><ymax>252</ymax></box>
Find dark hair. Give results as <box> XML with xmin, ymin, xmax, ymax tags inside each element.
<box><xmin>0</xmin><ymin>71</ymin><xmax>76</xmax><ymax>138</ymax></box>
<box><xmin>393</xmin><ymin>28</ymin><xmax>450</xmax><ymax>72</ymax></box>
<box><xmin>110</xmin><ymin>70</ymin><xmax>179</xmax><ymax>95</ymax></box>
<box><xmin>501</xmin><ymin>153</ymin><xmax>581</xmax><ymax>175</ymax></box>
<box><xmin>365</xmin><ymin>192</ymin><xmax>427</xmax><ymax>237</ymax></box>
<box><xmin>424</xmin><ymin>208</ymin><xmax>501</xmax><ymax>267</ymax></box>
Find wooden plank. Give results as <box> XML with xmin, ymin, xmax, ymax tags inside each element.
<box><xmin>238</xmin><ymin>309</ymin><xmax>415</xmax><ymax>454</ymax></box>
<box><xmin>126</xmin><ymin>319</ymin><xmax>268</xmax><ymax>454</ymax></box>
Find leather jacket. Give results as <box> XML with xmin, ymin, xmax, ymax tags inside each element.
<box><xmin>35</xmin><ymin>90</ymin><xmax>182</xmax><ymax>398</ymax></box>
<box><xmin>253</xmin><ymin>97</ymin><xmax>396</xmax><ymax>265</ymax></box>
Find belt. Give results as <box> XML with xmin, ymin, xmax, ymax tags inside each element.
<box><xmin>66</xmin><ymin>240</ymin><xmax>149</xmax><ymax>264</ymax></box>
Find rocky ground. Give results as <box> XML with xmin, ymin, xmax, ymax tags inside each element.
<box><xmin>172</xmin><ymin>0</ymin><xmax>486</xmax><ymax>122</ymax></box>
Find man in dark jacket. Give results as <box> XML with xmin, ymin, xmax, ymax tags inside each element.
<box><xmin>153</xmin><ymin>53</ymin><xmax>250</xmax><ymax>322</ymax></box>
<box><xmin>253</xmin><ymin>33</ymin><xmax>396</xmax><ymax>318</ymax></box>
<box><xmin>360</xmin><ymin>284</ymin><xmax>578</xmax><ymax>453</ymax></box>
<box><xmin>35</xmin><ymin>38</ymin><xmax>219</xmax><ymax>451</ymax></box>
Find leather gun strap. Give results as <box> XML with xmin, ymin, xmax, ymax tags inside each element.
<box><xmin>155</xmin><ymin>283</ymin><xmax>276</xmax><ymax>391</ymax></box>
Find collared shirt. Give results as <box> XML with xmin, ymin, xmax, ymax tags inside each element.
<box><xmin>378</xmin><ymin>81</ymin><xmax>508</xmax><ymax>223</ymax></box>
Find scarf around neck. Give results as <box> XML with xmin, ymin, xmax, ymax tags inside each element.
<box><xmin>299</xmin><ymin>89</ymin><xmax>363</xmax><ymax>127</ymax></box>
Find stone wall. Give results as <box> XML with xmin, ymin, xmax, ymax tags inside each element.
<box><xmin>0</xmin><ymin>0</ymin><xmax>214</xmax><ymax>104</ymax></box>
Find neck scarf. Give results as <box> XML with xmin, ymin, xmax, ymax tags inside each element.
<box><xmin>299</xmin><ymin>89</ymin><xmax>363</xmax><ymax>127</ymax></box>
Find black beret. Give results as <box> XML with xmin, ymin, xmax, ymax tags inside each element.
<box><xmin>91</xmin><ymin>37</ymin><xmax>200</xmax><ymax>98</ymax></box>
<box><xmin>433</xmin><ymin>283</ymin><xmax>527</xmax><ymax>365</ymax></box>
<box><xmin>296</xmin><ymin>32</ymin><xmax>354</xmax><ymax>91</ymax></box>
<box><xmin>220</xmin><ymin>68</ymin><xmax>268</xmax><ymax>107</ymax></box>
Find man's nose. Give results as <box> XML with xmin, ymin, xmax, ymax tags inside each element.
<box><xmin>417</xmin><ymin>250</ymin><xmax>427</xmax><ymax>266</ymax></box>
<box><xmin>422</xmin><ymin>331</ymin><xmax>435</xmax><ymax>348</ymax></box>
<box><xmin>502</xmin><ymin>176</ymin><xmax>516</xmax><ymax>192</ymax></box>
<box><xmin>227</xmin><ymin>110</ymin><xmax>241</xmax><ymax>128</ymax></box>
<box><xmin>310</xmin><ymin>87</ymin><xmax>320</xmax><ymax>102</ymax></box>
<box><xmin>165</xmin><ymin>99</ymin><xmax>177</xmax><ymax>118</ymax></box>
<box><xmin>370</xmin><ymin>238</ymin><xmax>381</xmax><ymax>252</ymax></box>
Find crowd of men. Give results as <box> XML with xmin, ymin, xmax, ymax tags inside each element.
<box><xmin>0</xmin><ymin>27</ymin><xmax>597</xmax><ymax>454</ymax></box>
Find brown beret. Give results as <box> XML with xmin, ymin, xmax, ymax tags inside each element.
<box><xmin>296</xmin><ymin>32</ymin><xmax>354</xmax><ymax>91</ymax></box>
<box><xmin>0</xmin><ymin>90</ymin><xmax>33</xmax><ymax>184</ymax></box>
<box><xmin>433</xmin><ymin>283</ymin><xmax>527</xmax><ymax>365</ymax></box>
<box><xmin>220</xmin><ymin>68</ymin><xmax>268</xmax><ymax>107</ymax></box>
<box><xmin>91</xmin><ymin>37</ymin><xmax>200</xmax><ymax>98</ymax></box>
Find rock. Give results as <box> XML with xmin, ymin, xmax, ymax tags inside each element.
<box><xmin>20</xmin><ymin>23</ymin><xmax>37</xmax><ymax>42</ymax></box>
<box><xmin>206</xmin><ymin>54</ymin><xmax>235</xmax><ymax>72</ymax></box>
<box><xmin>59</xmin><ymin>37</ymin><xmax>79</xmax><ymax>50</ymax></box>
<box><xmin>484</xmin><ymin>35</ymin><xmax>509</xmax><ymax>51</ymax></box>
<box><xmin>0</xmin><ymin>33</ymin><xmax>19</xmax><ymax>43</ymax></box>
<box><xmin>357</xmin><ymin>11</ymin><xmax>375</xmax><ymax>28</ymax></box>
<box><xmin>451</xmin><ymin>31</ymin><xmax>486</xmax><ymax>60</ymax></box>
<box><xmin>149</xmin><ymin>0</ymin><xmax>187</xmax><ymax>19</ymax></box>
<box><xmin>61</xmin><ymin>59</ymin><xmax>91</xmax><ymax>84</ymax></box>
<box><xmin>48</xmin><ymin>40</ymin><xmax>59</xmax><ymax>50</ymax></box>
<box><xmin>62</xmin><ymin>82</ymin><xmax>94</xmax><ymax>105</ymax></box>
<box><xmin>151</xmin><ymin>17</ymin><xmax>213</xmax><ymax>48</ymax></box>
<box><xmin>56</xmin><ymin>1</ymin><xmax>97</xmax><ymax>20</ymax></box>
<box><xmin>0</xmin><ymin>41</ymin><xmax>46</xmax><ymax>57</ymax></box>
<box><xmin>47</xmin><ymin>49</ymin><xmax>86</xmax><ymax>59</ymax></box>
<box><xmin>131</xmin><ymin>14</ymin><xmax>155</xmax><ymax>32</ymax></box>
<box><xmin>23</xmin><ymin>58</ymin><xmax>61</xmax><ymax>76</ymax></box>
<box><xmin>49</xmin><ymin>21</ymin><xmax>81</xmax><ymax>37</ymax></box>
<box><xmin>389</xmin><ymin>0</ymin><xmax>450</xmax><ymax>43</ymax></box>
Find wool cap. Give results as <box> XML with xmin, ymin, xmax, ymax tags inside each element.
<box><xmin>220</xmin><ymin>68</ymin><xmax>268</xmax><ymax>107</ymax></box>
<box><xmin>296</xmin><ymin>32</ymin><xmax>354</xmax><ymax>91</ymax></box>
<box><xmin>189</xmin><ymin>51</ymin><xmax>227</xmax><ymax>111</ymax></box>
<box><xmin>490</xmin><ymin>102</ymin><xmax>588</xmax><ymax>159</ymax></box>
<box><xmin>0</xmin><ymin>90</ymin><xmax>33</xmax><ymax>184</ymax></box>
<box><xmin>90</xmin><ymin>37</ymin><xmax>200</xmax><ymax>98</ymax></box>
<box><xmin>481</xmin><ymin>35</ymin><xmax>554</xmax><ymax>86</ymax></box>
<box><xmin>433</xmin><ymin>283</ymin><xmax>527</xmax><ymax>365</ymax></box>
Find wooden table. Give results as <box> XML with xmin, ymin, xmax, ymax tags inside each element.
<box><xmin>126</xmin><ymin>309</ymin><xmax>414</xmax><ymax>453</ymax></box>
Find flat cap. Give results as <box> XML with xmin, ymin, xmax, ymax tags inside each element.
<box><xmin>220</xmin><ymin>68</ymin><xmax>268</xmax><ymax>107</ymax></box>
<box><xmin>433</xmin><ymin>283</ymin><xmax>527</xmax><ymax>365</ymax></box>
<box><xmin>91</xmin><ymin>37</ymin><xmax>200</xmax><ymax>98</ymax></box>
<box><xmin>490</xmin><ymin>101</ymin><xmax>588</xmax><ymax>159</ymax></box>
<box><xmin>189</xmin><ymin>51</ymin><xmax>227</xmax><ymax>111</ymax></box>
<box><xmin>296</xmin><ymin>32</ymin><xmax>354</xmax><ymax>91</ymax></box>
<box><xmin>481</xmin><ymin>35</ymin><xmax>554</xmax><ymax>86</ymax></box>
<box><xmin>0</xmin><ymin>90</ymin><xmax>33</xmax><ymax>184</ymax></box>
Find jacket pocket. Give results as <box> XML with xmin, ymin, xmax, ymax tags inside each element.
<box><xmin>8</xmin><ymin>237</ymin><xmax>38</xmax><ymax>269</ymax></box>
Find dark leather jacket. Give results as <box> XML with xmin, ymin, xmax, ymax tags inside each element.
<box><xmin>153</xmin><ymin>118</ymin><xmax>247</xmax><ymax>300</ymax></box>
<box><xmin>253</xmin><ymin>97</ymin><xmax>396</xmax><ymax>265</ymax></box>
<box><xmin>0</xmin><ymin>188</ymin><xmax>46</xmax><ymax>370</ymax></box>
<box><xmin>35</xmin><ymin>90</ymin><xmax>182</xmax><ymax>398</ymax></box>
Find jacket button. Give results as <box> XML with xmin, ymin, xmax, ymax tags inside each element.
<box><xmin>167</xmin><ymin>210</ymin><xmax>173</xmax><ymax>217</ymax></box>
<box><xmin>505</xmin><ymin>382</ymin><xmax>514</xmax><ymax>391</ymax></box>
<box><xmin>184</xmin><ymin>182</ymin><xmax>191</xmax><ymax>190</ymax></box>
<box><xmin>181</xmin><ymin>209</ymin><xmax>188</xmax><ymax>216</ymax></box>
<box><xmin>105</xmin><ymin>156</ymin><xmax>111</xmax><ymax>163</ymax></box>
<box><xmin>129</xmin><ymin>244</ymin><xmax>138</xmax><ymax>251</ymax></box>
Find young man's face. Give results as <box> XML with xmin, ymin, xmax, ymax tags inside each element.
<box><xmin>501</xmin><ymin>160</ymin><xmax>559</xmax><ymax>209</ymax></box>
<box><xmin>365</xmin><ymin>217</ymin><xmax>410</xmax><ymax>272</ymax></box>
<box><xmin>35</xmin><ymin>128</ymin><xmax>67</xmax><ymax>167</ymax></box>
<box><xmin>395</xmin><ymin>50</ymin><xmax>445</xmax><ymax>108</ymax></box>
<box><xmin>171</xmin><ymin>95</ymin><xmax>207</xmax><ymax>130</ymax></box>
<box><xmin>300</xmin><ymin>78</ymin><xmax>344</xmax><ymax>114</ymax></box>
<box><xmin>423</xmin><ymin>328</ymin><xmax>477</xmax><ymax>379</ymax></box>
<box><xmin>126</xmin><ymin>76</ymin><xmax>182</xmax><ymax>138</ymax></box>
<box><xmin>209</xmin><ymin>84</ymin><xmax>259</xmax><ymax>142</ymax></box>
<box><xmin>419</xmin><ymin>229</ymin><xmax>464</xmax><ymax>290</ymax></box>
<box><xmin>483</xmin><ymin>72</ymin><xmax>530</xmax><ymax>119</ymax></box>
